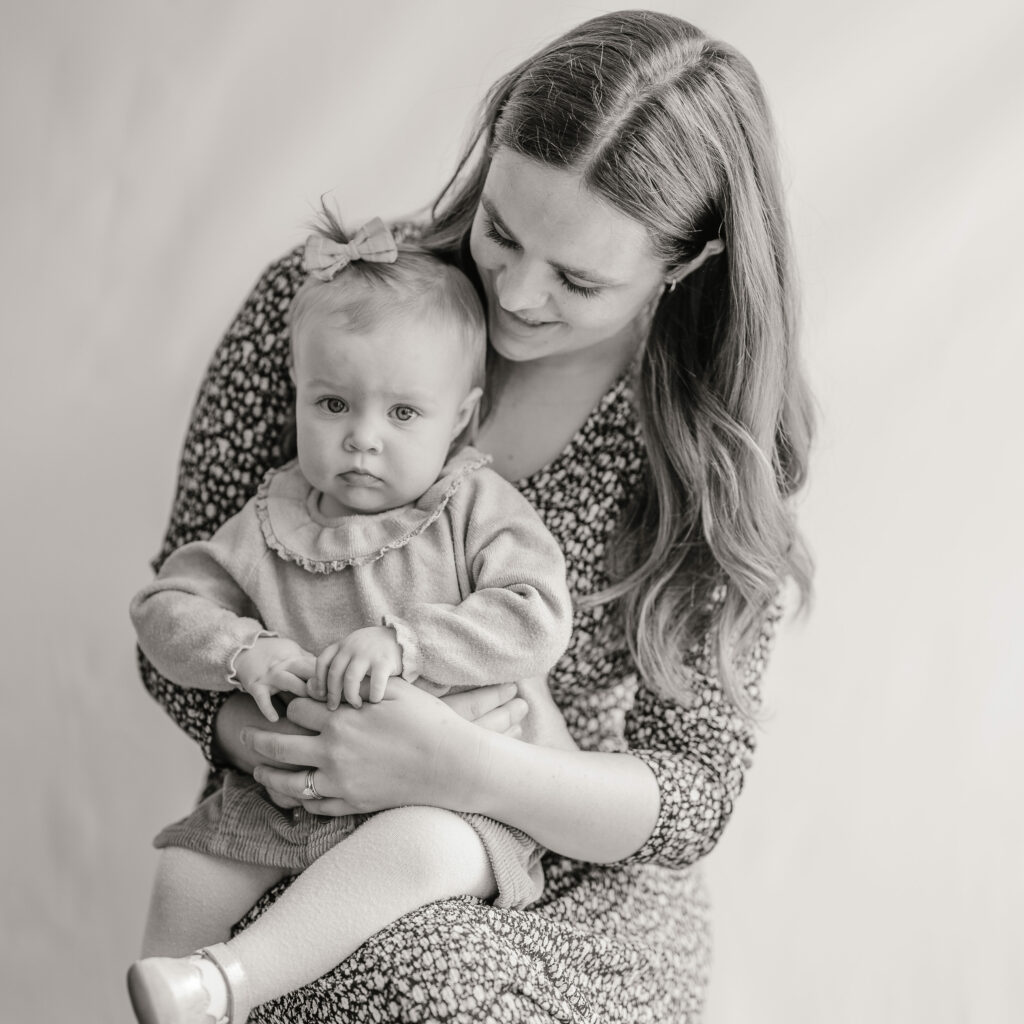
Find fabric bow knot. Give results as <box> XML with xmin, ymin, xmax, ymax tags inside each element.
<box><xmin>302</xmin><ymin>217</ymin><xmax>398</xmax><ymax>281</ymax></box>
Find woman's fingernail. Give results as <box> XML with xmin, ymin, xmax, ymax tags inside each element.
<box><xmin>252</xmin><ymin>767</ymin><xmax>263</xmax><ymax>782</ymax></box>
<box><xmin>240</xmin><ymin>729</ymin><xmax>251</xmax><ymax>747</ymax></box>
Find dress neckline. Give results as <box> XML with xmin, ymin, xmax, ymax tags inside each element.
<box><xmin>514</xmin><ymin>368</ymin><xmax>635</xmax><ymax>491</ymax></box>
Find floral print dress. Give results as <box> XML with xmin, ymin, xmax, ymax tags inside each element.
<box><xmin>138</xmin><ymin>245</ymin><xmax>780</xmax><ymax>1023</ymax></box>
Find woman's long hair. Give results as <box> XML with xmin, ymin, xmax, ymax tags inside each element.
<box><xmin>422</xmin><ymin>10</ymin><xmax>814</xmax><ymax>710</ymax></box>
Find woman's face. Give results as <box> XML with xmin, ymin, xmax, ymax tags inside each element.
<box><xmin>469</xmin><ymin>147</ymin><xmax>667</xmax><ymax>367</ymax></box>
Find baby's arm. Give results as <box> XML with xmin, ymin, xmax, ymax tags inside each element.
<box><xmin>130</xmin><ymin>507</ymin><xmax>313</xmax><ymax>720</ymax></box>
<box><xmin>386</xmin><ymin>471</ymin><xmax>574</xmax><ymax>691</ymax></box>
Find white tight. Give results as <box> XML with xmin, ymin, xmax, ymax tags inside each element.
<box><xmin>141</xmin><ymin>806</ymin><xmax>497</xmax><ymax>1007</ymax></box>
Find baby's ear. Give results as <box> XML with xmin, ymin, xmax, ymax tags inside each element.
<box><xmin>452</xmin><ymin>386</ymin><xmax>483</xmax><ymax>439</ymax></box>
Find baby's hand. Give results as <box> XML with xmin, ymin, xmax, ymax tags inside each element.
<box><xmin>233</xmin><ymin>637</ymin><xmax>315</xmax><ymax>722</ymax></box>
<box><xmin>313</xmin><ymin>626</ymin><xmax>403</xmax><ymax>709</ymax></box>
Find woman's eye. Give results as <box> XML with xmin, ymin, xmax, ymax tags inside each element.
<box><xmin>317</xmin><ymin>397</ymin><xmax>347</xmax><ymax>414</ymax></box>
<box><xmin>484</xmin><ymin>218</ymin><xmax>518</xmax><ymax>250</ymax></box>
<box><xmin>391</xmin><ymin>406</ymin><xmax>419</xmax><ymax>423</ymax></box>
<box><xmin>561</xmin><ymin>276</ymin><xmax>601</xmax><ymax>299</ymax></box>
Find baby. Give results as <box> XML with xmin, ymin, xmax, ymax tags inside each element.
<box><xmin>127</xmin><ymin>213</ymin><xmax>573</xmax><ymax>1024</ymax></box>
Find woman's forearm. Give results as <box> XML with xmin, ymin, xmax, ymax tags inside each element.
<box><xmin>465</xmin><ymin>733</ymin><xmax>661</xmax><ymax>862</ymax></box>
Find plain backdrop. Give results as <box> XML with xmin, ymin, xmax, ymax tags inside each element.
<box><xmin>2</xmin><ymin>1</ymin><xmax>1022</xmax><ymax>1021</ymax></box>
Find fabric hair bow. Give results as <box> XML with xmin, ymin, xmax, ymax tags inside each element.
<box><xmin>302</xmin><ymin>217</ymin><xmax>399</xmax><ymax>281</ymax></box>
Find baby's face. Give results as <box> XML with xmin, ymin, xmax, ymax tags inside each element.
<box><xmin>292</xmin><ymin>309</ymin><xmax>480</xmax><ymax>516</ymax></box>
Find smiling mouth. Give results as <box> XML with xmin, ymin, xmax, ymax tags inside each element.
<box><xmin>495</xmin><ymin>304</ymin><xmax>552</xmax><ymax>330</ymax></box>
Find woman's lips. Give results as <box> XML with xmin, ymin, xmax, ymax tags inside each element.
<box><xmin>494</xmin><ymin>304</ymin><xmax>555</xmax><ymax>332</ymax></box>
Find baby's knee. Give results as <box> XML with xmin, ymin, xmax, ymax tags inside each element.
<box><xmin>365</xmin><ymin>807</ymin><xmax>493</xmax><ymax>896</ymax></box>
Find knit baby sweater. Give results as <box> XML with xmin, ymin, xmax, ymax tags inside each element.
<box><xmin>131</xmin><ymin>446</ymin><xmax>573</xmax><ymax>699</ymax></box>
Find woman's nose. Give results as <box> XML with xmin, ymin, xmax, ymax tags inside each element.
<box><xmin>495</xmin><ymin>256</ymin><xmax>548</xmax><ymax>315</ymax></box>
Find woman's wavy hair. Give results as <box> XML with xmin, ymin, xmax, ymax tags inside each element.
<box><xmin>421</xmin><ymin>10</ymin><xmax>814</xmax><ymax>710</ymax></box>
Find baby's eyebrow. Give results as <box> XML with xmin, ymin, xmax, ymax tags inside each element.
<box><xmin>380</xmin><ymin>388</ymin><xmax>435</xmax><ymax>404</ymax></box>
<box><xmin>480</xmin><ymin>195</ymin><xmax>617</xmax><ymax>287</ymax></box>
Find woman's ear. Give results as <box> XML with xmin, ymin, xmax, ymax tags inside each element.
<box><xmin>453</xmin><ymin>387</ymin><xmax>484</xmax><ymax>439</ymax></box>
<box><xmin>665</xmin><ymin>238</ymin><xmax>725</xmax><ymax>288</ymax></box>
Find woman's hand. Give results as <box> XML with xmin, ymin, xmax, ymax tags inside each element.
<box><xmin>511</xmin><ymin>674</ymin><xmax>578</xmax><ymax>751</ymax></box>
<box><xmin>241</xmin><ymin>678</ymin><xmax>530</xmax><ymax>815</ymax></box>
<box><xmin>244</xmin><ymin>679</ymin><xmax>487</xmax><ymax>816</ymax></box>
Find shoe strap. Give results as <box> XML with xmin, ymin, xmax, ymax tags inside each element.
<box><xmin>200</xmin><ymin>944</ymin><xmax>252</xmax><ymax>1024</ymax></box>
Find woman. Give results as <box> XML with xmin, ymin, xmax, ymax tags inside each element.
<box><xmin>140</xmin><ymin>10</ymin><xmax>813</xmax><ymax>1022</ymax></box>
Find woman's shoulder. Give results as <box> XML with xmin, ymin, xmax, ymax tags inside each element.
<box><xmin>231</xmin><ymin>245</ymin><xmax>306</xmax><ymax>326</ymax></box>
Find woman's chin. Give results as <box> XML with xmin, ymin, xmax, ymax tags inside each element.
<box><xmin>488</xmin><ymin>319</ymin><xmax>559</xmax><ymax>363</ymax></box>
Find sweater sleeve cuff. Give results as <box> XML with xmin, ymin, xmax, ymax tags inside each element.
<box><xmin>381</xmin><ymin>614</ymin><xmax>421</xmax><ymax>683</ymax></box>
<box><xmin>225</xmin><ymin>630</ymin><xmax>279</xmax><ymax>688</ymax></box>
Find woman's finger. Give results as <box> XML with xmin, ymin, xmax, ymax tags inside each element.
<box><xmin>263</xmin><ymin>785</ymin><xmax>301</xmax><ymax>809</ymax></box>
<box><xmin>244</xmin><ymin>725</ymin><xmax>320</xmax><ymax>767</ymax></box>
<box><xmin>254</xmin><ymin>764</ymin><xmax>318</xmax><ymax>802</ymax></box>
<box><xmin>442</xmin><ymin>683</ymin><xmax>518</xmax><ymax>723</ymax></box>
<box><xmin>284</xmin><ymin>695</ymin><xmax>337</xmax><ymax>731</ymax></box>
<box><xmin>256</xmin><ymin>767</ymin><xmax>361</xmax><ymax>818</ymax></box>
<box><xmin>300</xmin><ymin>797</ymin><xmax>359</xmax><ymax>817</ymax></box>
<box><xmin>474</xmin><ymin>696</ymin><xmax>529</xmax><ymax>734</ymax></box>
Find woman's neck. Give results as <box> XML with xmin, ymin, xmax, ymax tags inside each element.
<box><xmin>476</xmin><ymin>330</ymin><xmax>642</xmax><ymax>482</ymax></box>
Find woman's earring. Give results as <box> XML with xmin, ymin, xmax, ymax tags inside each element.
<box><xmin>665</xmin><ymin>278</ymin><xmax>678</xmax><ymax>294</ymax></box>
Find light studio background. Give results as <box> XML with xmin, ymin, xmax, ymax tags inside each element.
<box><xmin>2</xmin><ymin>1</ymin><xmax>1021</xmax><ymax>1021</ymax></box>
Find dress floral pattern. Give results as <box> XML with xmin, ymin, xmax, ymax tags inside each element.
<box><xmin>139</xmin><ymin>243</ymin><xmax>781</xmax><ymax>1023</ymax></box>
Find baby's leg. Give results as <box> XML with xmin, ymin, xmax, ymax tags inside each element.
<box><xmin>141</xmin><ymin>847</ymin><xmax>288</xmax><ymax>956</ymax></box>
<box><xmin>228</xmin><ymin>805</ymin><xmax>496</xmax><ymax>1006</ymax></box>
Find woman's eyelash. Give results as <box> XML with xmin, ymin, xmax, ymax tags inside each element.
<box><xmin>561</xmin><ymin>277</ymin><xmax>600</xmax><ymax>298</ymax></box>
<box><xmin>484</xmin><ymin>217</ymin><xmax>601</xmax><ymax>299</ymax></box>
<box><xmin>484</xmin><ymin>220</ymin><xmax>518</xmax><ymax>250</ymax></box>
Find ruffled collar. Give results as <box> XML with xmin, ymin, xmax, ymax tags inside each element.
<box><xmin>255</xmin><ymin>446</ymin><xmax>491</xmax><ymax>574</ymax></box>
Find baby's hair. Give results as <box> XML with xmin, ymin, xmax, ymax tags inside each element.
<box><xmin>290</xmin><ymin>202</ymin><xmax>486</xmax><ymax>391</ymax></box>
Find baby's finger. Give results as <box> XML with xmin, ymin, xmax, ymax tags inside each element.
<box><xmin>368</xmin><ymin>665</ymin><xmax>391</xmax><ymax>704</ymax></box>
<box><xmin>291</xmin><ymin>650</ymin><xmax>317</xmax><ymax>681</ymax></box>
<box><xmin>342</xmin><ymin>657</ymin><xmax>369</xmax><ymax>709</ymax></box>
<box><xmin>315</xmin><ymin>645</ymin><xmax>339</xmax><ymax>690</ymax></box>
<box><xmin>326</xmin><ymin>670</ymin><xmax>346</xmax><ymax>712</ymax></box>
<box><xmin>341</xmin><ymin>671</ymin><xmax>364</xmax><ymax>709</ymax></box>
<box><xmin>325</xmin><ymin>652</ymin><xmax>352</xmax><ymax>709</ymax></box>
<box><xmin>252</xmin><ymin>689</ymin><xmax>280</xmax><ymax>723</ymax></box>
<box><xmin>280</xmin><ymin>672</ymin><xmax>312</xmax><ymax>699</ymax></box>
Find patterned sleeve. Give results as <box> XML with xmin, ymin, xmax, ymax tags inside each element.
<box><xmin>137</xmin><ymin>248</ymin><xmax>305</xmax><ymax>763</ymax></box>
<box><xmin>621</xmin><ymin>598</ymin><xmax>784</xmax><ymax>868</ymax></box>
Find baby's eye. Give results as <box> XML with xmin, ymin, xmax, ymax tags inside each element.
<box><xmin>317</xmin><ymin>396</ymin><xmax>348</xmax><ymax>414</ymax></box>
<box><xmin>391</xmin><ymin>405</ymin><xmax>419</xmax><ymax>423</ymax></box>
